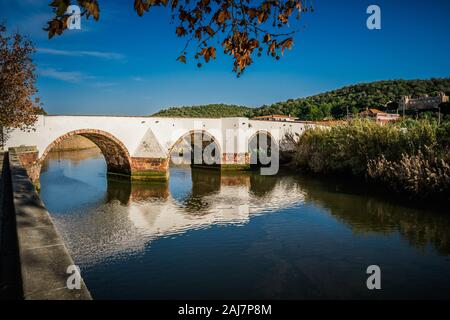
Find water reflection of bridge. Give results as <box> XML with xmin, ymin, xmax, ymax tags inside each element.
<box><xmin>52</xmin><ymin>168</ymin><xmax>450</xmax><ymax>267</ymax></box>
<box><xmin>54</xmin><ymin>169</ymin><xmax>306</xmax><ymax>266</ymax></box>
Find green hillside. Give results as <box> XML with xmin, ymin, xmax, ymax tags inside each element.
<box><xmin>152</xmin><ymin>104</ymin><xmax>252</xmax><ymax>118</ymax></box>
<box><xmin>249</xmin><ymin>78</ymin><xmax>450</xmax><ymax>120</ymax></box>
<box><xmin>151</xmin><ymin>78</ymin><xmax>450</xmax><ymax>120</ymax></box>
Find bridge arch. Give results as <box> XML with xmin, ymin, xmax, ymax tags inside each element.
<box><xmin>168</xmin><ymin>130</ymin><xmax>222</xmax><ymax>167</ymax></box>
<box><xmin>248</xmin><ymin>130</ymin><xmax>279</xmax><ymax>167</ymax></box>
<box><xmin>40</xmin><ymin>129</ymin><xmax>132</xmax><ymax>176</ymax></box>
<box><xmin>247</xmin><ymin>130</ymin><xmax>278</xmax><ymax>145</ymax></box>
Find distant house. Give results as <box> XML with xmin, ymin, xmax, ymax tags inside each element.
<box><xmin>359</xmin><ymin>108</ymin><xmax>400</xmax><ymax>124</ymax></box>
<box><xmin>251</xmin><ymin>114</ymin><xmax>298</xmax><ymax>122</ymax></box>
<box><xmin>398</xmin><ymin>92</ymin><xmax>449</xmax><ymax>112</ymax></box>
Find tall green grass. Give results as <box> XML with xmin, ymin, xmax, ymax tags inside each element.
<box><xmin>289</xmin><ymin>119</ymin><xmax>450</xmax><ymax>201</ymax></box>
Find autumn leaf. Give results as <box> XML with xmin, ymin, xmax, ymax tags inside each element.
<box><xmin>200</xmin><ymin>0</ymin><xmax>210</xmax><ymax>7</ymax></box>
<box><xmin>257</xmin><ymin>12</ymin><xmax>267</xmax><ymax>24</ymax></box>
<box><xmin>195</xmin><ymin>28</ymin><xmax>202</xmax><ymax>39</ymax></box>
<box><xmin>278</xmin><ymin>13</ymin><xmax>288</xmax><ymax>24</ymax></box>
<box><xmin>267</xmin><ymin>40</ymin><xmax>277</xmax><ymax>55</ymax></box>
<box><xmin>215</xmin><ymin>10</ymin><xmax>229</xmax><ymax>24</ymax></box>
<box><xmin>134</xmin><ymin>0</ymin><xmax>149</xmax><ymax>17</ymax></box>
<box><xmin>280</xmin><ymin>37</ymin><xmax>294</xmax><ymax>55</ymax></box>
<box><xmin>248</xmin><ymin>39</ymin><xmax>259</xmax><ymax>49</ymax></box>
<box><xmin>261</xmin><ymin>1</ymin><xmax>271</xmax><ymax>12</ymax></box>
<box><xmin>44</xmin><ymin>0</ymin><xmax>312</xmax><ymax>75</ymax></box>
<box><xmin>247</xmin><ymin>8</ymin><xmax>257</xmax><ymax>20</ymax></box>
<box><xmin>50</xmin><ymin>0</ymin><xmax>69</xmax><ymax>16</ymax></box>
<box><xmin>176</xmin><ymin>26</ymin><xmax>187</xmax><ymax>37</ymax></box>
<box><xmin>204</xmin><ymin>26</ymin><xmax>215</xmax><ymax>36</ymax></box>
<box><xmin>199</xmin><ymin>46</ymin><xmax>216</xmax><ymax>63</ymax></box>
<box><xmin>44</xmin><ymin>18</ymin><xmax>67</xmax><ymax>39</ymax></box>
<box><xmin>177</xmin><ymin>55</ymin><xmax>186</xmax><ymax>63</ymax></box>
<box><xmin>208</xmin><ymin>46</ymin><xmax>216</xmax><ymax>60</ymax></box>
<box><xmin>80</xmin><ymin>0</ymin><xmax>100</xmax><ymax>21</ymax></box>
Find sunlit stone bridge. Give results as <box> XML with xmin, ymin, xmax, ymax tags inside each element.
<box><xmin>5</xmin><ymin>115</ymin><xmax>316</xmax><ymax>182</ymax></box>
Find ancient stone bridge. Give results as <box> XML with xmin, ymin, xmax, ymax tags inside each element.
<box><xmin>5</xmin><ymin>115</ymin><xmax>315</xmax><ymax>182</ymax></box>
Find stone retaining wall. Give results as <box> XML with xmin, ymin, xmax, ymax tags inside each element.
<box><xmin>7</xmin><ymin>150</ymin><xmax>92</xmax><ymax>300</ymax></box>
<box><xmin>0</xmin><ymin>152</ymin><xmax>23</xmax><ymax>299</ymax></box>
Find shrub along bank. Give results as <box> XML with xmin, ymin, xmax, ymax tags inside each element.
<box><xmin>289</xmin><ymin>119</ymin><xmax>450</xmax><ymax>202</ymax></box>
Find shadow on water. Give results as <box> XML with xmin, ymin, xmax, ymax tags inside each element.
<box><xmin>106</xmin><ymin>178</ymin><xmax>170</xmax><ymax>205</ymax></box>
<box><xmin>184</xmin><ymin>168</ymin><xmax>221</xmax><ymax>214</ymax></box>
<box><xmin>287</xmin><ymin>172</ymin><xmax>450</xmax><ymax>255</ymax></box>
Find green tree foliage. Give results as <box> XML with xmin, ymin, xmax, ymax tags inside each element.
<box><xmin>152</xmin><ymin>104</ymin><xmax>252</xmax><ymax>118</ymax></box>
<box><xmin>152</xmin><ymin>78</ymin><xmax>450</xmax><ymax>120</ymax></box>
<box><xmin>249</xmin><ymin>78</ymin><xmax>450</xmax><ymax>120</ymax></box>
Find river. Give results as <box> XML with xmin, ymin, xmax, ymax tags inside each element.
<box><xmin>38</xmin><ymin>148</ymin><xmax>450</xmax><ymax>299</ymax></box>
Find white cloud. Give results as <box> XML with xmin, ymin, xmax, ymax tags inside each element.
<box><xmin>39</xmin><ymin>68</ymin><xmax>120</xmax><ymax>88</ymax></box>
<box><xmin>91</xmin><ymin>82</ymin><xmax>117</xmax><ymax>88</ymax></box>
<box><xmin>39</xmin><ymin>68</ymin><xmax>94</xmax><ymax>83</ymax></box>
<box><xmin>37</xmin><ymin>48</ymin><xmax>125</xmax><ymax>60</ymax></box>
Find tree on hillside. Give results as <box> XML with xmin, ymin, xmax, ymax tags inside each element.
<box><xmin>248</xmin><ymin>78</ymin><xmax>450</xmax><ymax>120</ymax></box>
<box><xmin>152</xmin><ymin>103</ymin><xmax>251</xmax><ymax>117</ymax></box>
<box><xmin>45</xmin><ymin>0</ymin><xmax>312</xmax><ymax>76</ymax></box>
<box><xmin>0</xmin><ymin>23</ymin><xmax>42</xmax><ymax>148</ymax></box>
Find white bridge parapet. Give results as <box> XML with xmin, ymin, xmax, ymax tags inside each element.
<box><xmin>5</xmin><ymin>115</ymin><xmax>317</xmax><ymax>181</ymax></box>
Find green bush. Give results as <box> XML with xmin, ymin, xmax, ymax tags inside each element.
<box><xmin>293</xmin><ymin>119</ymin><xmax>439</xmax><ymax>174</ymax></box>
<box><xmin>290</xmin><ymin>119</ymin><xmax>449</xmax><ymax>200</ymax></box>
<box><xmin>437</xmin><ymin>121</ymin><xmax>450</xmax><ymax>149</ymax></box>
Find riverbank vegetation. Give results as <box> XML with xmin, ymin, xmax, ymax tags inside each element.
<box><xmin>288</xmin><ymin>119</ymin><xmax>450</xmax><ymax>202</ymax></box>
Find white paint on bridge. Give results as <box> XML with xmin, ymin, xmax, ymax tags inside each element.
<box><xmin>5</xmin><ymin>115</ymin><xmax>317</xmax><ymax>180</ymax></box>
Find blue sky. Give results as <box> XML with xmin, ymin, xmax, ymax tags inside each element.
<box><xmin>1</xmin><ymin>0</ymin><xmax>450</xmax><ymax>115</ymax></box>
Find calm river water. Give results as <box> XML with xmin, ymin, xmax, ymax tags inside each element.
<box><xmin>39</xmin><ymin>148</ymin><xmax>450</xmax><ymax>299</ymax></box>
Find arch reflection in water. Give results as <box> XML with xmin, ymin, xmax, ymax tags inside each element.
<box><xmin>39</xmin><ymin>148</ymin><xmax>450</xmax><ymax>299</ymax></box>
<box><xmin>46</xmin><ymin>163</ymin><xmax>305</xmax><ymax>266</ymax></box>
